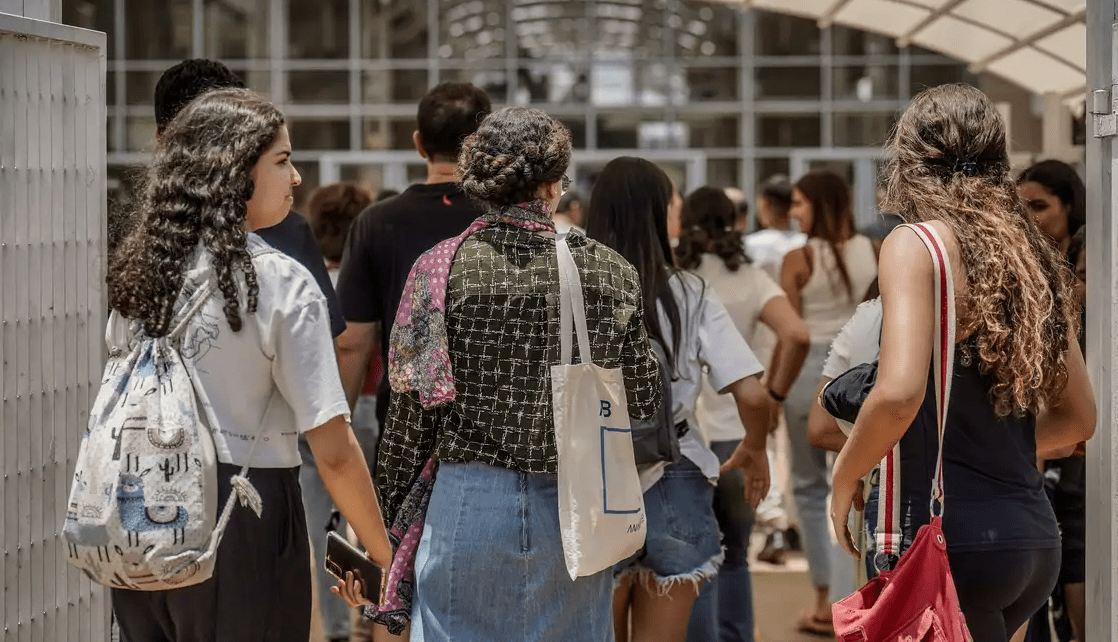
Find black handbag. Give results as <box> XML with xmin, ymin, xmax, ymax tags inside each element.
<box><xmin>819</xmin><ymin>360</ymin><xmax>878</xmax><ymax>427</ymax></box>
<box><xmin>631</xmin><ymin>338</ymin><xmax>682</xmax><ymax>465</ymax></box>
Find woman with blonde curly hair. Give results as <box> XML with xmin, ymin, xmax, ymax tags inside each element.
<box><xmin>829</xmin><ymin>84</ymin><xmax>1096</xmax><ymax>642</ymax></box>
<box><xmin>345</xmin><ymin>107</ymin><xmax>662</xmax><ymax>642</ymax></box>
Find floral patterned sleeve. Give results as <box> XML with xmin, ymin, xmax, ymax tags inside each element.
<box><xmin>376</xmin><ymin>390</ymin><xmax>441</xmax><ymax>526</ymax></box>
<box><xmin>620</xmin><ymin>298</ymin><xmax>662</xmax><ymax>422</ymax></box>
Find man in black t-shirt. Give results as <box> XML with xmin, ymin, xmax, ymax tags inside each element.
<box><xmin>335</xmin><ymin>83</ymin><xmax>491</xmax><ymax>426</ymax></box>
<box><xmin>153</xmin><ymin>59</ymin><xmax>346</xmax><ymax>337</ymax></box>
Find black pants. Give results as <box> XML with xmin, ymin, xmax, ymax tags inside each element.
<box><xmin>949</xmin><ymin>547</ymin><xmax>1061</xmax><ymax>642</ymax></box>
<box><xmin>112</xmin><ymin>463</ymin><xmax>311</xmax><ymax>642</ymax></box>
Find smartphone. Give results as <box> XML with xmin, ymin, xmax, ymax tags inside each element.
<box><xmin>324</xmin><ymin>530</ymin><xmax>386</xmax><ymax>606</ymax></box>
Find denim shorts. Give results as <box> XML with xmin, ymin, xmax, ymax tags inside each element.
<box><xmin>411</xmin><ymin>461</ymin><xmax>613</xmax><ymax>642</ymax></box>
<box><xmin>616</xmin><ymin>458</ymin><xmax>723</xmax><ymax>590</ymax></box>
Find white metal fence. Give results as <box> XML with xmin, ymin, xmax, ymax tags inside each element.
<box><xmin>0</xmin><ymin>12</ymin><xmax>108</xmax><ymax>642</ymax></box>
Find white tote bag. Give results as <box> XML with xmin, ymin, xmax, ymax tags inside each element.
<box><xmin>551</xmin><ymin>236</ymin><xmax>647</xmax><ymax>580</ymax></box>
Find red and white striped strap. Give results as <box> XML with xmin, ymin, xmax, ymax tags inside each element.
<box><xmin>874</xmin><ymin>222</ymin><xmax>956</xmax><ymax>559</ymax></box>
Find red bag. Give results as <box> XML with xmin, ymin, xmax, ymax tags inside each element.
<box><xmin>831</xmin><ymin>223</ymin><xmax>972</xmax><ymax>642</ymax></box>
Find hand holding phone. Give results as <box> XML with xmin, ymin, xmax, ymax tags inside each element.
<box><xmin>325</xmin><ymin>530</ymin><xmax>386</xmax><ymax>607</ymax></box>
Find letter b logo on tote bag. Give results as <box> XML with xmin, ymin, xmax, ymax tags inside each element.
<box><xmin>551</xmin><ymin>237</ymin><xmax>646</xmax><ymax>580</ymax></box>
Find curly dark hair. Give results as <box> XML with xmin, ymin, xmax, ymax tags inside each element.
<box><xmin>109</xmin><ymin>88</ymin><xmax>284</xmax><ymax>337</ymax></box>
<box><xmin>306</xmin><ymin>182</ymin><xmax>373</xmax><ymax>263</ymax></box>
<box><xmin>154</xmin><ymin>59</ymin><xmax>246</xmax><ymax>134</ymax></box>
<box><xmin>882</xmin><ymin>83</ymin><xmax>1079</xmax><ymax>417</ymax></box>
<box><xmin>458</xmin><ymin>107</ymin><xmax>571</xmax><ymax>210</ymax></box>
<box><xmin>675</xmin><ymin>186</ymin><xmax>750</xmax><ymax>272</ymax></box>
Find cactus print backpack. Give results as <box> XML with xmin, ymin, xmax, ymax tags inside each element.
<box><xmin>63</xmin><ymin>278</ymin><xmax>267</xmax><ymax>590</ymax></box>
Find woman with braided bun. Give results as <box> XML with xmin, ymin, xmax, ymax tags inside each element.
<box><xmin>350</xmin><ymin>107</ymin><xmax>662</xmax><ymax>641</ymax></box>
<box><xmin>829</xmin><ymin>84</ymin><xmax>1095</xmax><ymax>642</ymax></box>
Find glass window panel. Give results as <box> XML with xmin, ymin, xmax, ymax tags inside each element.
<box><xmin>63</xmin><ymin>0</ymin><xmax>115</xmax><ymax>59</ymax></box>
<box><xmin>754</xmin><ymin>10</ymin><xmax>820</xmax><ymax>56</ymax></box>
<box><xmin>756</xmin><ymin>114</ymin><xmax>821</xmax><ymax>147</ymax></box>
<box><xmin>363</xmin><ymin>70</ymin><xmax>430</xmax><ymax>104</ymax></box>
<box><xmin>124</xmin><ymin>0</ymin><xmax>192</xmax><ymax>60</ymax></box>
<box><xmin>124</xmin><ymin>71</ymin><xmax>163</xmax><ymax>106</ymax></box>
<box><xmin>706</xmin><ymin>159</ymin><xmax>741</xmax><ymax>189</ymax></box>
<box><xmin>684</xmin><ymin>67</ymin><xmax>739</xmax><ymax>102</ymax></box>
<box><xmin>292</xmin><ymin>161</ymin><xmax>320</xmax><ymax>212</ymax></box>
<box><xmin>558</xmin><ymin>118</ymin><xmax>587</xmax><ymax>149</ymax></box>
<box><xmin>515</xmin><ymin>1</ymin><xmax>589</xmax><ymax>60</ymax></box>
<box><xmin>363</xmin><ymin>0</ymin><xmax>429</xmax><ymax>59</ymax></box>
<box><xmin>833</xmin><ymin>64</ymin><xmax>900</xmax><ymax>101</ymax></box>
<box><xmin>439</xmin><ymin>67</ymin><xmax>509</xmax><ymax>103</ymax></box>
<box><xmin>517</xmin><ymin>62</ymin><xmax>591</xmax><ymax>104</ymax></box>
<box><xmin>832</xmin><ymin>25</ymin><xmax>898</xmax><ymax>56</ymax></box>
<box><xmin>756</xmin><ymin>157</ymin><xmax>790</xmax><ymax>186</ymax></box>
<box><xmin>288</xmin><ymin>119</ymin><xmax>351</xmax><ymax>151</ymax></box>
<box><xmin>287</xmin><ymin>71</ymin><xmax>350</xmax><ymax>104</ymax></box>
<box><xmin>755</xmin><ymin>67</ymin><xmax>821</xmax><ymax>99</ymax></box>
<box><xmin>832</xmin><ymin>112</ymin><xmax>898</xmax><ymax>147</ymax></box>
<box><xmin>592</xmin><ymin>1</ymin><xmax>664</xmax><ymax>59</ymax></box>
<box><xmin>228</xmin><ymin>69</ymin><xmax>272</xmax><ymax>98</ymax></box>
<box><xmin>289</xmin><ymin>0</ymin><xmax>349</xmax><ymax>59</ymax></box>
<box><xmin>672</xmin><ymin>2</ymin><xmax>739</xmax><ymax>58</ymax></box>
<box><xmin>441</xmin><ymin>0</ymin><xmax>508</xmax><ymax>60</ymax></box>
<box><xmin>596</xmin><ymin>113</ymin><xmax>640</xmax><ymax>149</ymax></box>
<box><xmin>362</xmin><ymin>117</ymin><xmax>421</xmax><ymax>151</ymax></box>
<box><xmin>203</xmin><ymin>0</ymin><xmax>269</xmax><ymax>59</ymax></box>
<box><xmin>910</xmin><ymin>64</ymin><xmax>978</xmax><ymax>95</ymax></box>
<box><xmin>686</xmin><ymin>115</ymin><xmax>739</xmax><ymax>149</ymax></box>
<box><xmin>591</xmin><ymin>61</ymin><xmax>687</xmax><ymax>107</ymax></box>
<box><xmin>126</xmin><ymin>116</ymin><xmax>157</xmax><ymax>152</ymax></box>
<box><xmin>107</xmin><ymin>71</ymin><xmax>117</xmax><ymax>107</ymax></box>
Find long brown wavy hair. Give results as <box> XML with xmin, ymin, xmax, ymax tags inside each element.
<box><xmin>108</xmin><ymin>89</ymin><xmax>284</xmax><ymax>336</ymax></box>
<box><xmin>882</xmin><ymin>83</ymin><xmax>1078</xmax><ymax>417</ymax></box>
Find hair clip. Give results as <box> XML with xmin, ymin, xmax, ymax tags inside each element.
<box><xmin>953</xmin><ymin>158</ymin><xmax>979</xmax><ymax>177</ymax></box>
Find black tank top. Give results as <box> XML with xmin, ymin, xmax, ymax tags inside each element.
<box><xmin>898</xmin><ymin>340</ymin><xmax>1059</xmax><ymax>552</ymax></box>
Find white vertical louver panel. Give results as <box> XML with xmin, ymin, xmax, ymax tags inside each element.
<box><xmin>0</xmin><ymin>13</ymin><xmax>107</xmax><ymax>642</ymax></box>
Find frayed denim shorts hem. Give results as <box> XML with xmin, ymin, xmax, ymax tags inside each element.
<box><xmin>615</xmin><ymin>458</ymin><xmax>723</xmax><ymax>593</ymax></box>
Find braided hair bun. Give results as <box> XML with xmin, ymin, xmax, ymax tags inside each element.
<box><xmin>458</xmin><ymin>107</ymin><xmax>571</xmax><ymax>210</ymax></box>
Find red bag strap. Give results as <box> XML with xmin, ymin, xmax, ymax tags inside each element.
<box><xmin>875</xmin><ymin>223</ymin><xmax>956</xmax><ymax>558</ymax></box>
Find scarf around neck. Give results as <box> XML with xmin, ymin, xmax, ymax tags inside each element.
<box><xmin>388</xmin><ymin>200</ymin><xmax>555</xmax><ymax>408</ymax></box>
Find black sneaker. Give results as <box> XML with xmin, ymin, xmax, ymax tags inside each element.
<box><xmin>784</xmin><ymin>526</ymin><xmax>803</xmax><ymax>552</ymax></box>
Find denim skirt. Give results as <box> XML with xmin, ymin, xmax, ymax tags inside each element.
<box><xmin>411</xmin><ymin>461</ymin><xmax>614</xmax><ymax>642</ymax></box>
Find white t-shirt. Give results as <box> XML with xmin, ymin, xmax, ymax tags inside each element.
<box><xmin>106</xmin><ymin>235</ymin><xmax>350</xmax><ymax>468</ymax></box>
<box><xmin>658</xmin><ymin>271</ymin><xmax>765</xmax><ymax>478</ymax></box>
<box><xmin>744</xmin><ymin>228</ymin><xmax>807</xmax><ymax>282</ymax></box>
<box><xmin>691</xmin><ymin>256</ymin><xmax>785</xmax><ymax>444</ymax></box>
<box><xmin>822</xmin><ymin>297</ymin><xmax>883</xmax><ymax>379</ymax></box>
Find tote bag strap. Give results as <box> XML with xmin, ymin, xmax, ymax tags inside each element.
<box><xmin>875</xmin><ymin>223</ymin><xmax>956</xmax><ymax>564</ymax></box>
<box><xmin>556</xmin><ymin>236</ymin><xmax>593</xmax><ymax>366</ymax></box>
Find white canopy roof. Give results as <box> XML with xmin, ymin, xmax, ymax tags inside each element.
<box><xmin>734</xmin><ymin>0</ymin><xmax>1086</xmax><ymax>97</ymax></box>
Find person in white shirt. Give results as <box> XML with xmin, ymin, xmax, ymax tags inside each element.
<box><xmin>745</xmin><ymin>175</ymin><xmax>808</xmax><ymax>282</ymax></box>
<box><xmin>780</xmin><ymin>170</ymin><xmax>878</xmax><ymax>637</ymax></box>
<box><xmin>105</xmin><ymin>89</ymin><xmax>392</xmax><ymax>642</ymax></box>
<box><xmin>675</xmin><ymin>187</ymin><xmax>811</xmax><ymax>642</ymax></box>
<box><xmin>585</xmin><ymin>158</ymin><xmax>772</xmax><ymax>642</ymax></box>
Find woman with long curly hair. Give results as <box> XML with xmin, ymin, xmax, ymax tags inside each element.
<box><xmin>347</xmin><ymin>108</ymin><xmax>662</xmax><ymax>642</ymax></box>
<box><xmin>108</xmin><ymin>88</ymin><xmax>392</xmax><ymax>642</ymax></box>
<box><xmin>675</xmin><ymin>186</ymin><xmax>810</xmax><ymax>642</ymax></box>
<box><xmin>779</xmin><ymin>169</ymin><xmax>878</xmax><ymax>636</ymax></box>
<box><xmin>829</xmin><ymin>84</ymin><xmax>1096</xmax><ymax>642</ymax></box>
